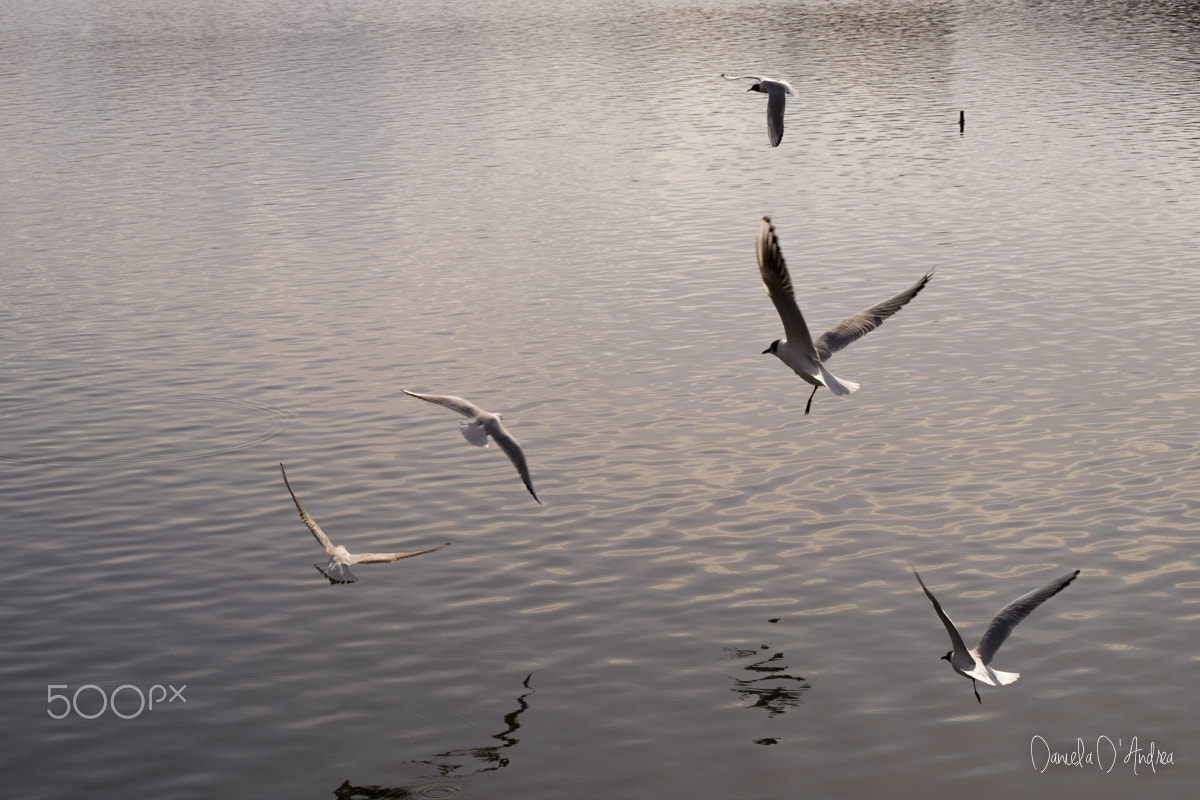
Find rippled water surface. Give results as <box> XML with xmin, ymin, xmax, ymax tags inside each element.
<box><xmin>3</xmin><ymin>0</ymin><xmax>1199</xmax><ymax>796</ymax></box>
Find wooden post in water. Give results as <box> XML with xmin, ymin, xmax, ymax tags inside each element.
<box><xmin>959</xmin><ymin>110</ymin><xmax>965</xmax><ymax>134</ymax></box>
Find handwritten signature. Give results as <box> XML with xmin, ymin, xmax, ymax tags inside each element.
<box><xmin>1031</xmin><ymin>735</ymin><xmax>1175</xmax><ymax>775</ymax></box>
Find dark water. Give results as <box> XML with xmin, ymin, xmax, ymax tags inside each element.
<box><xmin>2</xmin><ymin>0</ymin><xmax>1198</xmax><ymax>796</ymax></box>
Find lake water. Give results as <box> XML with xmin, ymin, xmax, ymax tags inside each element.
<box><xmin>2</xmin><ymin>0</ymin><xmax>1198</xmax><ymax>796</ymax></box>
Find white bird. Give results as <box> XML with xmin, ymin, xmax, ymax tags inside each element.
<box><xmin>913</xmin><ymin>567</ymin><xmax>1080</xmax><ymax>703</ymax></box>
<box><xmin>280</xmin><ymin>463</ymin><xmax>450</xmax><ymax>585</ymax></box>
<box><xmin>756</xmin><ymin>216</ymin><xmax>932</xmax><ymax>414</ymax></box>
<box><xmin>402</xmin><ymin>389</ymin><xmax>541</xmax><ymax>504</ymax></box>
<box><xmin>722</xmin><ymin>74</ymin><xmax>795</xmax><ymax>147</ymax></box>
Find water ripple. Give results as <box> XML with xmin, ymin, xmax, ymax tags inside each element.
<box><xmin>0</xmin><ymin>393</ymin><xmax>286</xmax><ymax>463</ymax></box>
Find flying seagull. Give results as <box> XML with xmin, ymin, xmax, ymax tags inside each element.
<box><xmin>402</xmin><ymin>389</ymin><xmax>541</xmax><ymax>504</ymax></box>
<box><xmin>722</xmin><ymin>74</ymin><xmax>795</xmax><ymax>147</ymax></box>
<box><xmin>756</xmin><ymin>216</ymin><xmax>932</xmax><ymax>414</ymax></box>
<box><xmin>280</xmin><ymin>463</ymin><xmax>450</xmax><ymax>585</ymax></box>
<box><xmin>913</xmin><ymin>567</ymin><xmax>1080</xmax><ymax>703</ymax></box>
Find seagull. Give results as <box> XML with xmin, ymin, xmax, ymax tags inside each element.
<box><xmin>756</xmin><ymin>216</ymin><xmax>932</xmax><ymax>414</ymax></box>
<box><xmin>913</xmin><ymin>567</ymin><xmax>1080</xmax><ymax>703</ymax></box>
<box><xmin>279</xmin><ymin>463</ymin><xmax>450</xmax><ymax>585</ymax></box>
<box><xmin>402</xmin><ymin>389</ymin><xmax>542</xmax><ymax>504</ymax></box>
<box><xmin>722</xmin><ymin>74</ymin><xmax>795</xmax><ymax>147</ymax></box>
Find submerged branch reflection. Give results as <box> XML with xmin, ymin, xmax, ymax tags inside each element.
<box><xmin>412</xmin><ymin>672</ymin><xmax>535</xmax><ymax>776</ymax></box>
<box><xmin>331</xmin><ymin>673</ymin><xmax>536</xmax><ymax>799</ymax></box>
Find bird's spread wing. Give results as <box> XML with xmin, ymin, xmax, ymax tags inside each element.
<box><xmin>976</xmin><ymin>569</ymin><xmax>1079</xmax><ymax>665</ymax></box>
<box><xmin>402</xmin><ymin>389</ymin><xmax>484</xmax><ymax>419</ymax></box>
<box><xmin>756</xmin><ymin>217</ymin><xmax>818</xmax><ymax>358</ymax></box>
<box><xmin>722</xmin><ymin>73</ymin><xmax>764</xmax><ymax>82</ymax></box>
<box><xmin>487</xmin><ymin>420</ymin><xmax>542</xmax><ymax>504</ymax></box>
<box><xmin>280</xmin><ymin>463</ymin><xmax>338</xmax><ymax>557</ymax></box>
<box><xmin>913</xmin><ymin>568</ymin><xmax>971</xmax><ymax>659</ymax></box>
<box><xmin>353</xmin><ymin>542</ymin><xmax>452</xmax><ymax>564</ymax></box>
<box><xmin>766</xmin><ymin>88</ymin><xmax>787</xmax><ymax>147</ymax></box>
<box><xmin>814</xmin><ymin>272</ymin><xmax>932</xmax><ymax>361</ymax></box>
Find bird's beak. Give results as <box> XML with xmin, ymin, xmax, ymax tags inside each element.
<box><xmin>761</xmin><ymin>347</ymin><xmax>771</xmax><ymax>354</ymax></box>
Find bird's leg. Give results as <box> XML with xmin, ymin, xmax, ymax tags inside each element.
<box><xmin>972</xmin><ymin>679</ymin><xmax>981</xmax><ymax>704</ymax></box>
<box><xmin>804</xmin><ymin>384</ymin><xmax>818</xmax><ymax>415</ymax></box>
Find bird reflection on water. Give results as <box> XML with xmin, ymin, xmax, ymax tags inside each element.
<box><xmin>725</xmin><ymin>645</ymin><xmax>812</xmax><ymax>722</ymax></box>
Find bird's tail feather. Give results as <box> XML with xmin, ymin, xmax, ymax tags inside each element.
<box><xmin>459</xmin><ymin>420</ymin><xmax>491</xmax><ymax>448</ymax></box>
<box><xmin>818</xmin><ymin>365</ymin><xmax>859</xmax><ymax>396</ymax></box>
<box><xmin>992</xmin><ymin>669</ymin><xmax>1020</xmax><ymax>686</ymax></box>
<box><xmin>317</xmin><ymin>562</ymin><xmax>357</xmax><ymax>585</ymax></box>
<box><xmin>973</xmin><ymin>665</ymin><xmax>1020</xmax><ymax>686</ymax></box>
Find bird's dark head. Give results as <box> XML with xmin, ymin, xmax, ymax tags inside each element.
<box><xmin>762</xmin><ymin>339</ymin><xmax>780</xmax><ymax>355</ymax></box>
<box><xmin>941</xmin><ymin>651</ymin><xmax>953</xmax><ymax>662</ymax></box>
<box><xmin>748</xmin><ymin>82</ymin><xmax>763</xmax><ymax>93</ymax></box>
